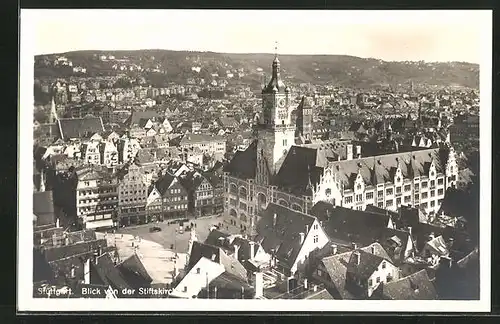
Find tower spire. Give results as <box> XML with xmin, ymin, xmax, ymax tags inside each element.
<box><xmin>274</xmin><ymin>41</ymin><xmax>278</xmax><ymax>58</ymax></box>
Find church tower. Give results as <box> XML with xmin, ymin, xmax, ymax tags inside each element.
<box><xmin>295</xmin><ymin>96</ymin><xmax>313</xmax><ymax>143</ymax></box>
<box><xmin>254</xmin><ymin>43</ymin><xmax>295</xmax><ymax>184</ymax></box>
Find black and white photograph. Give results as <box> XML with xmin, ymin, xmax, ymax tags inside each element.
<box><xmin>18</xmin><ymin>9</ymin><xmax>492</xmax><ymax>312</ymax></box>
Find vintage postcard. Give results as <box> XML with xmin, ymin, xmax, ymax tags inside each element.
<box><xmin>18</xmin><ymin>9</ymin><xmax>492</xmax><ymax>312</ymax></box>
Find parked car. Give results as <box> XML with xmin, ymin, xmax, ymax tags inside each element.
<box><xmin>149</xmin><ymin>226</ymin><xmax>162</xmax><ymax>233</ymax></box>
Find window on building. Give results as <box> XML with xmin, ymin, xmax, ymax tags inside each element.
<box><xmin>366</xmin><ymin>192</ymin><xmax>374</xmax><ymax>200</ymax></box>
<box><xmin>414</xmin><ymin>183</ymin><xmax>419</xmax><ymax>191</ymax></box>
<box><xmin>368</xmin><ymin>279</ymin><xmax>373</xmax><ymax>287</ymax></box>
<box><xmin>313</xmin><ymin>224</ymin><xmax>318</xmax><ymax>230</ymax></box>
<box><xmin>357</xmin><ymin>184</ymin><xmax>362</xmax><ymax>191</ymax></box>
<box><xmin>283</xmin><ymin>139</ymin><xmax>287</xmax><ymax>146</ymax></box>
<box><xmin>438</xmin><ymin>188</ymin><xmax>444</xmax><ymax>196</ymax></box>
<box><xmin>422</xmin><ymin>202</ymin><xmax>428</xmax><ymax>208</ymax></box>
<box><xmin>345</xmin><ymin>196</ymin><xmax>353</xmax><ymax>204</ymax></box>
<box><xmin>422</xmin><ymin>181</ymin><xmax>428</xmax><ymax>189</ymax></box>
<box><xmin>376</xmin><ymin>277</ymin><xmax>381</xmax><ymax>283</ymax></box>
<box><xmin>404</xmin><ymin>184</ymin><xmax>411</xmax><ymax>192</ymax></box>
<box><xmin>382</xmin><ymin>262</ymin><xmax>386</xmax><ymax>269</ymax></box>
<box><xmin>317</xmin><ymin>269</ymin><xmax>323</xmax><ymax>277</ymax></box>
<box><xmin>422</xmin><ymin>192</ymin><xmax>428</xmax><ymax>199</ymax></box>
<box><xmin>378</xmin><ymin>190</ymin><xmax>384</xmax><ymax>198</ymax></box>
<box><xmin>430</xmin><ymin>180</ymin><xmax>435</xmax><ymax>188</ymax></box>
<box><xmin>438</xmin><ymin>178</ymin><xmax>444</xmax><ymax>185</ymax></box>
<box><xmin>378</xmin><ymin>202</ymin><xmax>384</xmax><ymax>208</ymax></box>
<box><xmin>355</xmin><ymin>194</ymin><xmax>363</xmax><ymax>202</ymax></box>
<box><xmin>396</xmin><ymin>186</ymin><xmax>401</xmax><ymax>194</ymax></box>
<box><xmin>396</xmin><ymin>197</ymin><xmax>401</xmax><ymax>206</ymax></box>
<box><xmin>386</xmin><ymin>199</ymin><xmax>393</xmax><ymax>207</ymax></box>
<box><xmin>404</xmin><ymin>195</ymin><xmax>411</xmax><ymax>203</ymax></box>
<box><xmin>386</xmin><ymin>188</ymin><xmax>393</xmax><ymax>195</ymax></box>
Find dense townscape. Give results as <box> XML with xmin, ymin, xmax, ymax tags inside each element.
<box><xmin>32</xmin><ymin>49</ymin><xmax>480</xmax><ymax>300</ymax></box>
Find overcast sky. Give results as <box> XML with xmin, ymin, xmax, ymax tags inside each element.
<box><xmin>23</xmin><ymin>10</ymin><xmax>490</xmax><ymax>63</ymax></box>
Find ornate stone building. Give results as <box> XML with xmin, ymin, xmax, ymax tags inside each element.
<box><xmin>223</xmin><ymin>55</ymin><xmax>459</xmax><ymax>236</ymax></box>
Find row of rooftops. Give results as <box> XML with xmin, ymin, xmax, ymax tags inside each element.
<box><xmin>180</xmin><ymin>196</ymin><xmax>475</xmax><ymax>300</ymax></box>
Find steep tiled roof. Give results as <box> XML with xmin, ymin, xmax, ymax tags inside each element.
<box><xmin>155</xmin><ymin>173</ymin><xmax>176</xmax><ymax>196</ymax></box>
<box><xmin>328</xmin><ymin>147</ymin><xmax>449</xmax><ymax>189</ymax></box>
<box><xmin>310</xmin><ymin>203</ymin><xmax>392</xmax><ymax>246</ymax></box>
<box><xmin>375</xmin><ymin>228</ymin><xmax>412</xmax><ymax>263</ymax></box>
<box><xmin>320</xmin><ymin>251</ymin><xmax>355</xmax><ymax>299</ymax></box>
<box><xmin>273</xmin><ymin>146</ymin><xmax>323</xmax><ymax>196</ymax></box>
<box><xmin>91</xmin><ymin>253</ymin><xmax>132</xmax><ymax>290</ymax></box>
<box><xmin>124</xmin><ymin>110</ymin><xmax>162</xmax><ymax>127</ymax></box>
<box><xmin>319</xmin><ymin>243</ymin><xmax>392</xmax><ymax>299</ymax></box>
<box><xmin>255</xmin><ymin>203</ymin><xmax>316</xmax><ymax>269</ymax></box>
<box><xmin>346</xmin><ymin>250</ymin><xmax>386</xmax><ymax>280</ymax></box>
<box><xmin>180</xmin><ymin>134</ymin><xmax>225</xmax><ymax>145</ymax></box>
<box><xmin>58</xmin><ymin>117</ymin><xmax>105</xmax><ymax>141</ymax></box>
<box><xmin>219</xmin><ymin>117</ymin><xmax>239</xmax><ymax>128</ymax></box>
<box><xmin>375</xmin><ymin>269</ymin><xmax>437</xmax><ymax>300</ymax></box>
<box><xmin>224</xmin><ymin>140</ymin><xmax>257</xmax><ymax>179</ymax></box>
<box><xmin>116</xmin><ymin>253</ymin><xmax>153</xmax><ymax>288</ymax></box>
<box><xmin>42</xmin><ymin>239</ymin><xmax>107</xmax><ymax>263</ymax></box>
<box><xmin>187</xmin><ymin>241</ymin><xmax>222</xmax><ymax>272</ymax></box>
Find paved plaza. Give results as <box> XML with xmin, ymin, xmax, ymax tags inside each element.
<box><xmin>95</xmin><ymin>215</ymin><xmax>242</xmax><ymax>285</ymax></box>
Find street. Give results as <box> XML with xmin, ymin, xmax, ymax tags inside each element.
<box><xmin>111</xmin><ymin>214</ymin><xmax>227</xmax><ymax>253</ymax></box>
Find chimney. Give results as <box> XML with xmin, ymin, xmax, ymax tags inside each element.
<box><xmin>428</xmin><ymin>232</ymin><xmax>435</xmax><ymax>241</ymax></box>
<box><xmin>352</xmin><ymin>242</ymin><xmax>358</xmax><ymax>250</ymax></box>
<box><xmin>356</xmin><ymin>145</ymin><xmax>361</xmax><ymax>158</ymax></box>
<box><xmin>353</xmin><ymin>251</ymin><xmax>361</xmax><ymax>265</ymax></box>
<box><xmin>305</xmin><ymin>224</ymin><xmax>309</xmax><ymax>233</ymax></box>
<box><xmin>254</xmin><ymin>272</ymin><xmax>264</xmax><ymax>298</ymax></box>
<box><xmin>84</xmin><ymin>258</ymin><xmax>90</xmax><ymax>284</ymax></box>
<box><xmin>303</xmin><ymin>278</ymin><xmax>308</xmax><ymax>290</ymax></box>
<box><xmin>273</xmin><ymin>213</ymin><xmax>277</xmax><ymax>227</ymax></box>
<box><xmin>313</xmin><ymin>285</ymin><xmax>318</xmax><ymax>292</ymax></box>
<box><xmin>448</xmin><ymin>237</ymin><xmax>454</xmax><ymax>248</ymax></box>
<box><xmin>299</xmin><ymin>232</ymin><xmax>305</xmax><ymax>245</ymax></box>
<box><xmin>233</xmin><ymin>245</ymin><xmax>240</xmax><ymax>261</ymax></box>
<box><xmin>370</xmin><ymin>245</ymin><xmax>375</xmax><ymax>254</ymax></box>
<box><xmin>407</xmin><ymin>226</ymin><xmax>412</xmax><ymax>237</ymax></box>
<box><xmin>332</xmin><ymin>244</ymin><xmax>338</xmax><ymax>255</ymax></box>
<box><xmin>346</xmin><ymin>144</ymin><xmax>353</xmax><ymax>161</ymax></box>
<box><xmin>70</xmin><ymin>266</ymin><xmax>75</xmax><ymax>278</ymax></box>
<box><xmin>56</xmin><ymin>218</ymin><xmax>60</xmax><ymax>228</ymax></box>
<box><xmin>64</xmin><ymin>236</ymin><xmax>70</xmax><ymax>246</ymax></box>
<box><xmin>249</xmin><ymin>241</ymin><xmax>255</xmax><ymax>260</ymax></box>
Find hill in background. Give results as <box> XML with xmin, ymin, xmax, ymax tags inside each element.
<box><xmin>35</xmin><ymin>49</ymin><xmax>480</xmax><ymax>89</ymax></box>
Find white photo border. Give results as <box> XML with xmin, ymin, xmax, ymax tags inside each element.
<box><xmin>18</xmin><ymin>9</ymin><xmax>492</xmax><ymax>313</ymax></box>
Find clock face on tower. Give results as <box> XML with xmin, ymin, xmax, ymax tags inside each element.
<box><xmin>278</xmin><ymin>98</ymin><xmax>286</xmax><ymax>108</ymax></box>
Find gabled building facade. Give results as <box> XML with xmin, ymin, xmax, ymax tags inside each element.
<box><xmin>117</xmin><ymin>163</ymin><xmax>148</xmax><ymax>226</ymax></box>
